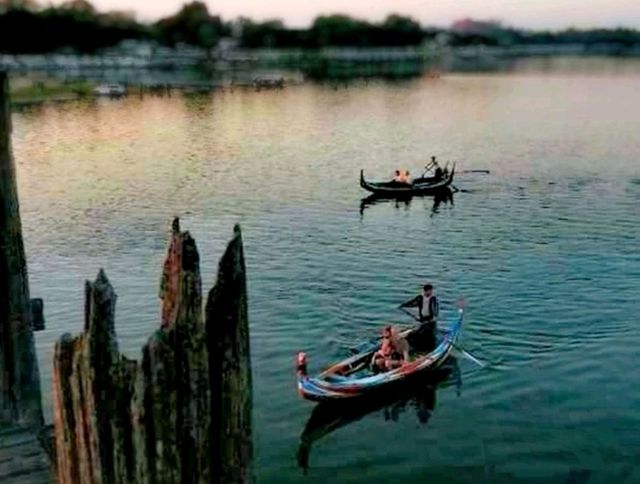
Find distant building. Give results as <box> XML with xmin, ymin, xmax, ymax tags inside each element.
<box><xmin>451</xmin><ymin>18</ymin><xmax>503</xmax><ymax>36</ymax></box>
<box><xmin>433</xmin><ymin>32</ymin><xmax>452</xmax><ymax>47</ymax></box>
<box><xmin>450</xmin><ymin>18</ymin><xmax>516</xmax><ymax>46</ymax></box>
<box><xmin>114</xmin><ymin>39</ymin><xmax>155</xmax><ymax>57</ymax></box>
<box><xmin>217</xmin><ymin>37</ymin><xmax>239</xmax><ymax>52</ymax></box>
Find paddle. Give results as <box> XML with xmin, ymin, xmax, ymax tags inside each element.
<box><xmin>398</xmin><ymin>305</ymin><xmax>486</xmax><ymax>368</ymax></box>
<box><xmin>458</xmin><ymin>169</ymin><xmax>490</xmax><ymax>174</ymax></box>
<box><xmin>455</xmin><ymin>347</ymin><xmax>486</xmax><ymax>367</ymax></box>
<box><xmin>399</xmin><ymin>306</ymin><xmax>446</xmax><ymax>338</ymax></box>
<box><xmin>399</xmin><ymin>306</ymin><xmax>420</xmax><ymax>322</ymax></box>
<box><xmin>421</xmin><ymin>161</ymin><xmax>435</xmax><ymax>177</ymax></box>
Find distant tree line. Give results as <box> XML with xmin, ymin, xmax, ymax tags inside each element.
<box><xmin>449</xmin><ymin>26</ymin><xmax>640</xmax><ymax>48</ymax></box>
<box><xmin>0</xmin><ymin>0</ymin><xmax>229</xmax><ymax>54</ymax></box>
<box><xmin>153</xmin><ymin>2</ymin><xmax>230</xmax><ymax>51</ymax></box>
<box><xmin>0</xmin><ymin>0</ymin><xmax>146</xmax><ymax>53</ymax></box>
<box><xmin>1</xmin><ymin>0</ymin><xmax>640</xmax><ymax>54</ymax></box>
<box><xmin>238</xmin><ymin>14</ymin><xmax>426</xmax><ymax>48</ymax></box>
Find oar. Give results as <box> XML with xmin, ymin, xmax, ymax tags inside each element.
<box><xmin>399</xmin><ymin>306</ymin><xmax>420</xmax><ymax>322</ymax></box>
<box><xmin>399</xmin><ymin>306</ymin><xmax>486</xmax><ymax>368</ymax></box>
<box><xmin>458</xmin><ymin>169</ymin><xmax>490</xmax><ymax>174</ymax></box>
<box><xmin>420</xmin><ymin>161</ymin><xmax>435</xmax><ymax>177</ymax></box>
<box><xmin>453</xmin><ymin>345</ymin><xmax>486</xmax><ymax>368</ymax></box>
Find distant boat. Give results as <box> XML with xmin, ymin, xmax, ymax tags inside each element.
<box><xmin>93</xmin><ymin>84</ymin><xmax>126</xmax><ymax>96</ymax></box>
<box><xmin>252</xmin><ymin>76</ymin><xmax>285</xmax><ymax>90</ymax></box>
<box><xmin>360</xmin><ymin>164</ymin><xmax>455</xmax><ymax>197</ymax></box>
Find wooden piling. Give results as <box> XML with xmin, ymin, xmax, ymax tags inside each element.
<box><xmin>52</xmin><ymin>219</ymin><xmax>253</xmax><ymax>483</ymax></box>
<box><xmin>206</xmin><ymin>225</ymin><xmax>252</xmax><ymax>484</ymax></box>
<box><xmin>0</xmin><ymin>71</ymin><xmax>43</xmax><ymax>428</ymax></box>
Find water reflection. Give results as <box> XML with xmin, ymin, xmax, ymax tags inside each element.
<box><xmin>431</xmin><ymin>187</ymin><xmax>455</xmax><ymax>216</ymax></box>
<box><xmin>297</xmin><ymin>358</ymin><xmax>461</xmax><ymax>473</ymax></box>
<box><xmin>359</xmin><ymin>194</ymin><xmax>412</xmax><ymax>215</ymax></box>
<box><xmin>359</xmin><ymin>187</ymin><xmax>455</xmax><ymax>217</ymax></box>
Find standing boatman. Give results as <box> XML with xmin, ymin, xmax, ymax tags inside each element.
<box><xmin>399</xmin><ymin>283</ymin><xmax>439</xmax><ymax>323</ymax></box>
<box><xmin>421</xmin><ymin>156</ymin><xmax>444</xmax><ymax>181</ymax></box>
<box><xmin>399</xmin><ymin>283</ymin><xmax>440</xmax><ymax>351</ymax></box>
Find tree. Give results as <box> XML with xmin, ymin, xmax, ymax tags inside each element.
<box><xmin>0</xmin><ymin>0</ymin><xmax>40</xmax><ymax>13</ymax></box>
<box><xmin>381</xmin><ymin>14</ymin><xmax>424</xmax><ymax>45</ymax></box>
<box><xmin>154</xmin><ymin>1</ymin><xmax>225</xmax><ymax>48</ymax></box>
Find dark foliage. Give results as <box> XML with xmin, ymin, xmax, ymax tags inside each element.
<box><xmin>238</xmin><ymin>14</ymin><xmax>427</xmax><ymax>49</ymax></box>
<box><xmin>152</xmin><ymin>1</ymin><xmax>230</xmax><ymax>48</ymax></box>
<box><xmin>0</xmin><ymin>1</ymin><xmax>639</xmax><ymax>54</ymax></box>
<box><xmin>0</xmin><ymin>1</ymin><xmax>146</xmax><ymax>54</ymax></box>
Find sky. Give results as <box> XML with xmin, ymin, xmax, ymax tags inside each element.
<box><xmin>54</xmin><ymin>0</ymin><xmax>640</xmax><ymax>29</ymax></box>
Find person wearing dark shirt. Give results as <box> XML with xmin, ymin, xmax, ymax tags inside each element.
<box><xmin>399</xmin><ymin>284</ymin><xmax>440</xmax><ymax>351</ymax></box>
<box><xmin>422</xmin><ymin>156</ymin><xmax>444</xmax><ymax>181</ymax></box>
<box><xmin>434</xmin><ymin>164</ymin><xmax>444</xmax><ymax>181</ymax></box>
<box><xmin>399</xmin><ymin>283</ymin><xmax>439</xmax><ymax>322</ymax></box>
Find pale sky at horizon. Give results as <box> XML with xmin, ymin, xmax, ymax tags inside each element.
<box><xmin>52</xmin><ymin>0</ymin><xmax>640</xmax><ymax>29</ymax></box>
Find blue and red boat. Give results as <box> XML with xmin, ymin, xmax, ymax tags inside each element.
<box><xmin>296</xmin><ymin>309</ymin><xmax>464</xmax><ymax>402</ymax></box>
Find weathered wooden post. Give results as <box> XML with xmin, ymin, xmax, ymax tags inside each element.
<box><xmin>0</xmin><ymin>71</ymin><xmax>43</xmax><ymax>428</ymax></box>
<box><xmin>52</xmin><ymin>219</ymin><xmax>253</xmax><ymax>483</ymax></box>
<box><xmin>206</xmin><ymin>225</ymin><xmax>252</xmax><ymax>484</ymax></box>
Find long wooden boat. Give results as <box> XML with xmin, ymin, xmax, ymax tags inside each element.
<box><xmin>360</xmin><ymin>164</ymin><xmax>455</xmax><ymax>196</ymax></box>
<box><xmin>296</xmin><ymin>309</ymin><xmax>463</xmax><ymax>402</ymax></box>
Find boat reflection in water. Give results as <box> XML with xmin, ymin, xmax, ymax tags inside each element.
<box><xmin>359</xmin><ymin>187</ymin><xmax>455</xmax><ymax>217</ymax></box>
<box><xmin>297</xmin><ymin>357</ymin><xmax>461</xmax><ymax>473</ymax></box>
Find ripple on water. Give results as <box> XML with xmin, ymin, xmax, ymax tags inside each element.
<box><xmin>12</xmin><ymin>75</ymin><xmax>640</xmax><ymax>482</ymax></box>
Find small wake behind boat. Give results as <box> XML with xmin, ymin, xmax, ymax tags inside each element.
<box><xmin>296</xmin><ymin>309</ymin><xmax>463</xmax><ymax>402</ymax></box>
<box><xmin>360</xmin><ymin>164</ymin><xmax>455</xmax><ymax>196</ymax></box>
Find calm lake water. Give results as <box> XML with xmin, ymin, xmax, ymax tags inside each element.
<box><xmin>12</xmin><ymin>57</ymin><xmax>640</xmax><ymax>482</ymax></box>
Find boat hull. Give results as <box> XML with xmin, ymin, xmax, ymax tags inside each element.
<box><xmin>360</xmin><ymin>165</ymin><xmax>455</xmax><ymax>196</ymax></box>
<box><xmin>298</xmin><ymin>311</ymin><xmax>463</xmax><ymax>402</ymax></box>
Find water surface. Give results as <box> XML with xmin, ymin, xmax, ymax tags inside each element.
<box><xmin>12</xmin><ymin>58</ymin><xmax>640</xmax><ymax>482</ymax></box>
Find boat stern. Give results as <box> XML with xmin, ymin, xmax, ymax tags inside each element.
<box><xmin>296</xmin><ymin>352</ymin><xmax>308</xmax><ymax>397</ymax></box>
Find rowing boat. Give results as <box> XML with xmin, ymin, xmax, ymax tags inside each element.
<box><xmin>359</xmin><ymin>164</ymin><xmax>455</xmax><ymax>196</ymax></box>
<box><xmin>296</xmin><ymin>309</ymin><xmax>463</xmax><ymax>402</ymax></box>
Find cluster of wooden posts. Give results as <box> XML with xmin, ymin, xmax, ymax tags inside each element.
<box><xmin>1</xmin><ymin>71</ymin><xmax>253</xmax><ymax>483</ymax></box>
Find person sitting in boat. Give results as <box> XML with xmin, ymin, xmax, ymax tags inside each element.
<box><xmin>393</xmin><ymin>169</ymin><xmax>411</xmax><ymax>185</ymax></box>
<box><xmin>399</xmin><ymin>284</ymin><xmax>439</xmax><ymax>351</ymax></box>
<box><xmin>372</xmin><ymin>325</ymin><xmax>410</xmax><ymax>372</ymax></box>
